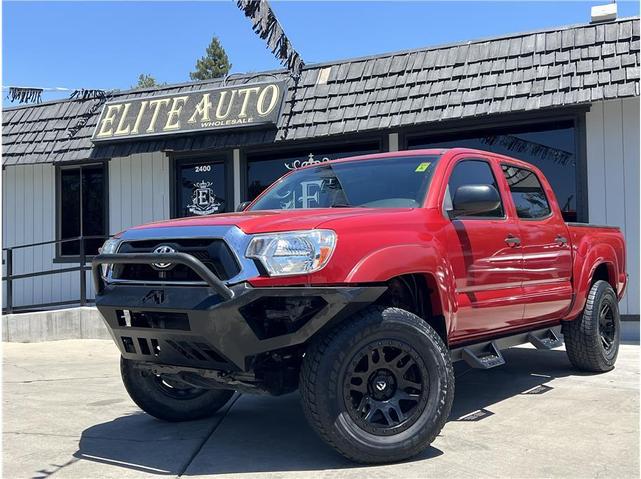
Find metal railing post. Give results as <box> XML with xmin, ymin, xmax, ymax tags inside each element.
<box><xmin>79</xmin><ymin>239</ymin><xmax>86</xmax><ymax>306</ymax></box>
<box><xmin>6</xmin><ymin>249</ymin><xmax>13</xmax><ymax>314</ymax></box>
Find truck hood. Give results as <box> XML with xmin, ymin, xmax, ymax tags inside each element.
<box><xmin>126</xmin><ymin>208</ymin><xmax>411</xmax><ymax>235</ymax></box>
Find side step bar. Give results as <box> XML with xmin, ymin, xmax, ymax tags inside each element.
<box><xmin>451</xmin><ymin>325</ymin><xmax>563</xmax><ymax>369</ymax></box>
<box><xmin>462</xmin><ymin>341</ymin><xmax>505</xmax><ymax>369</ymax></box>
<box><xmin>527</xmin><ymin>328</ymin><xmax>563</xmax><ymax>350</ymax></box>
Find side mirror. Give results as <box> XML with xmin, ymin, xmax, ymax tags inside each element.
<box><xmin>236</xmin><ymin>201</ymin><xmax>251</xmax><ymax>212</ymax></box>
<box><xmin>451</xmin><ymin>184</ymin><xmax>501</xmax><ymax>217</ymax></box>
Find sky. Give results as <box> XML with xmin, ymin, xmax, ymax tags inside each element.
<box><xmin>3</xmin><ymin>1</ymin><xmax>639</xmax><ymax>106</ymax></box>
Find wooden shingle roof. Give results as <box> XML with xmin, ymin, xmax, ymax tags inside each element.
<box><xmin>3</xmin><ymin>16</ymin><xmax>639</xmax><ymax>166</ymax></box>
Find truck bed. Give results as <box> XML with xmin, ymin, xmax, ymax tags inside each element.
<box><xmin>565</xmin><ymin>221</ymin><xmax>627</xmax><ymax>312</ymax></box>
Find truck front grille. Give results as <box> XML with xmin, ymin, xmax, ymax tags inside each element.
<box><xmin>111</xmin><ymin>238</ymin><xmax>241</xmax><ymax>283</ymax></box>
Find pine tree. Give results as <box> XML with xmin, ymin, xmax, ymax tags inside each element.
<box><xmin>135</xmin><ymin>73</ymin><xmax>161</xmax><ymax>89</ymax></box>
<box><xmin>190</xmin><ymin>36</ymin><xmax>232</xmax><ymax>81</ymax></box>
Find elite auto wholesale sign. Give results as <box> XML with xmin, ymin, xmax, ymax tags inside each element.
<box><xmin>91</xmin><ymin>81</ymin><xmax>286</xmax><ymax>142</ymax></box>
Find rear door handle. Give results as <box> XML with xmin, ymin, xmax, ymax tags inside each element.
<box><xmin>555</xmin><ymin>235</ymin><xmax>568</xmax><ymax>245</ymax></box>
<box><xmin>505</xmin><ymin>235</ymin><xmax>521</xmax><ymax>246</ymax></box>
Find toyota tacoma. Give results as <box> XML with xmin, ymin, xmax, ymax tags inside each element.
<box><xmin>93</xmin><ymin>148</ymin><xmax>627</xmax><ymax>463</ymax></box>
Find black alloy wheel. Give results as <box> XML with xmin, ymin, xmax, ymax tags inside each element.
<box><xmin>598</xmin><ymin>302</ymin><xmax>617</xmax><ymax>353</ymax></box>
<box><xmin>343</xmin><ymin>340</ymin><xmax>429</xmax><ymax>436</ymax></box>
<box><xmin>300</xmin><ymin>306</ymin><xmax>454</xmax><ymax>464</ymax></box>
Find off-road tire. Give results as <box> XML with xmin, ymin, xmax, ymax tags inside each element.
<box><xmin>300</xmin><ymin>306</ymin><xmax>454</xmax><ymax>464</ymax></box>
<box><xmin>564</xmin><ymin>280</ymin><xmax>620</xmax><ymax>372</ymax></box>
<box><xmin>120</xmin><ymin>357</ymin><xmax>234</xmax><ymax>422</ymax></box>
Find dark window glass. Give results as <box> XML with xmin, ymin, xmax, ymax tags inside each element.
<box><xmin>250</xmin><ymin>155</ymin><xmax>440</xmax><ymax>210</ymax></box>
<box><xmin>502</xmin><ymin>165</ymin><xmax>551</xmax><ymax>219</ymax></box>
<box><xmin>59</xmin><ymin>165</ymin><xmax>106</xmax><ymax>256</ymax></box>
<box><xmin>246</xmin><ymin>143</ymin><xmax>380</xmax><ymax>201</ymax></box>
<box><xmin>446</xmin><ymin>160</ymin><xmax>504</xmax><ymax>217</ymax></box>
<box><xmin>407</xmin><ymin>121</ymin><xmax>578</xmax><ymax>221</ymax></box>
<box><xmin>176</xmin><ymin>160</ymin><xmax>226</xmax><ymax>217</ymax></box>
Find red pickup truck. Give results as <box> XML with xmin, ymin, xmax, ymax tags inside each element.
<box><xmin>93</xmin><ymin>148</ymin><xmax>626</xmax><ymax>464</ymax></box>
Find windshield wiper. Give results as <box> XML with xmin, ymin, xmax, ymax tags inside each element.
<box><xmin>329</xmin><ymin>203</ymin><xmax>352</xmax><ymax>208</ymax></box>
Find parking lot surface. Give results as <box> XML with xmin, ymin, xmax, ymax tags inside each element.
<box><xmin>3</xmin><ymin>338</ymin><xmax>639</xmax><ymax>478</ymax></box>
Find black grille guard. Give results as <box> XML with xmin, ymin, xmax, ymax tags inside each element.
<box><xmin>92</xmin><ymin>253</ymin><xmax>235</xmax><ymax>300</ymax></box>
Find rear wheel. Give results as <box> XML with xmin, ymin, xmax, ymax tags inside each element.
<box><xmin>564</xmin><ymin>280</ymin><xmax>620</xmax><ymax>372</ymax></box>
<box><xmin>120</xmin><ymin>357</ymin><xmax>234</xmax><ymax>422</ymax></box>
<box><xmin>300</xmin><ymin>306</ymin><xmax>454</xmax><ymax>464</ymax></box>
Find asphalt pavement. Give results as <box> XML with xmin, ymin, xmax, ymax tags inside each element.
<box><xmin>3</xmin><ymin>338</ymin><xmax>639</xmax><ymax>478</ymax></box>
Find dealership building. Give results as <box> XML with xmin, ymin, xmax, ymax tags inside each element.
<box><xmin>2</xmin><ymin>17</ymin><xmax>639</xmax><ymax>318</ymax></box>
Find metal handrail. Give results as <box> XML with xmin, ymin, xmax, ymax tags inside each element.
<box><xmin>91</xmin><ymin>253</ymin><xmax>234</xmax><ymax>301</ymax></box>
<box><xmin>2</xmin><ymin>235</ymin><xmax>109</xmax><ymax>314</ymax></box>
<box><xmin>2</xmin><ymin>235</ymin><xmax>108</xmax><ymax>252</ymax></box>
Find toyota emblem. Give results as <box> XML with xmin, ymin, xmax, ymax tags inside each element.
<box><xmin>152</xmin><ymin>245</ymin><xmax>175</xmax><ymax>269</ymax></box>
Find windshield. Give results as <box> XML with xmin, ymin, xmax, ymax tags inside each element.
<box><xmin>249</xmin><ymin>155</ymin><xmax>440</xmax><ymax>210</ymax></box>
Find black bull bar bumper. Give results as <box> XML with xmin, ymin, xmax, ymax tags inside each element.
<box><xmin>92</xmin><ymin>253</ymin><xmax>386</xmax><ymax>372</ymax></box>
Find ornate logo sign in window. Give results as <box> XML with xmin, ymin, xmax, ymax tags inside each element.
<box><xmin>176</xmin><ymin>161</ymin><xmax>226</xmax><ymax>217</ymax></box>
<box><xmin>284</xmin><ymin>153</ymin><xmax>331</xmax><ymax>170</ymax></box>
<box><xmin>247</xmin><ymin>143</ymin><xmax>380</xmax><ymax>201</ymax></box>
<box><xmin>188</xmin><ymin>181</ymin><xmax>221</xmax><ymax>215</ymax></box>
<box><xmin>92</xmin><ymin>81</ymin><xmax>286</xmax><ymax>142</ymax></box>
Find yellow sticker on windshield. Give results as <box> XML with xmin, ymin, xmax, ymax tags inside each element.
<box><xmin>415</xmin><ymin>162</ymin><xmax>431</xmax><ymax>172</ymax></box>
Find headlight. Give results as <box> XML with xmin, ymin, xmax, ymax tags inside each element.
<box><xmin>99</xmin><ymin>238</ymin><xmax>121</xmax><ymax>276</ymax></box>
<box><xmin>99</xmin><ymin>238</ymin><xmax>121</xmax><ymax>255</ymax></box>
<box><xmin>246</xmin><ymin>230</ymin><xmax>336</xmax><ymax>277</ymax></box>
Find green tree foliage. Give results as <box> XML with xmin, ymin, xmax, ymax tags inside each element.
<box><xmin>134</xmin><ymin>73</ymin><xmax>164</xmax><ymax>89</ymax></box>
<box><xmin>190</xmin><ymin>36</ymin><xmax>232</xmax><ymax>81</ymax></box>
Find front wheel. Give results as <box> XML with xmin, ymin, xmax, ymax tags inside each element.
<box><xmin>564</xmin><ymin>280</ymin><xmax>621</xmax><ymax>372</ymax></box>
<box><xmin>300</xmin><ymin>306</ymin><xmax>454</xmax><ymax>464</ymax></box>
<box><xmin>120</xmin><ymin>357</ymin><xmax>234</xmax><ymax>422</ymax></box>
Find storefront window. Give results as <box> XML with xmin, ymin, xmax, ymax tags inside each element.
<box><xmin>175</xmin><ymin>159</ymin><xmax>227</xmax><ymax>217</ymax></box>
<box><xmin>58</xmin><ymin>164</ymin><xmax>106</xmax><ymax>256</ymax></box>
<box><xmin>407</xmin><ymin>121</ymin><xmax>578</xmax><ymax>221</ymax></box>
<box><xmin>246</xmin><ymin>142</ymin><xmax>380</xmax><ymax>201</ymax></box>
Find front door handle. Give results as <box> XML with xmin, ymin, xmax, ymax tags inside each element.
<box><xmin>555</xmin><ymin>235</ymin><xmax>568</xmax><ymax>245</ymax></box>
<box><xmin>505</xmin><ymin>234</ymin><xmax>521</xmax><ymax>247</ymax></box>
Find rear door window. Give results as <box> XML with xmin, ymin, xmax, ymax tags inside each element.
<box><xmin>501</xmin><ymin>165</ymin><xmax>551</xmax><ymax>219</ymax></box>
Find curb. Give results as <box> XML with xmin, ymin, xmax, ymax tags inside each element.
<box><xmin>2</xmin><ymin>307</ymin><xmax>110</xmax><ymax>342</ymax></box>
<box><xmin>621</xmin><ymin>320</ymin><xmax>640</xmax><ymax>344</ymax></box>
